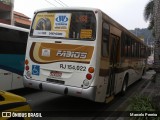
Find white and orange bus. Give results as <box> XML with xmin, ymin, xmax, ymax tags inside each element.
<box><xmin>23</xmin><ymin>7</ymin><xmax>149</xmax><ymax>103</ymax></box>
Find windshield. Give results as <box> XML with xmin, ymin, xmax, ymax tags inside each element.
<box><xmin>31</xmin><ymin>10</ymin><xmax>96</xmax><ymax>40</ymax></box>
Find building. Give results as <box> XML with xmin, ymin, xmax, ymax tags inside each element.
<box><xmin>0</xmin><ymin>0</ymin><xmax>14</xmax><ymax>25</ymax></box>
<box><xmin>13</xmin><ymin>11</ymin><xmax>31</xmax><ymax>29</ymax></box>
<box><xmin>0</xmin><ymin>0</ymin><xmax>31</xmax><ymax>28</ymax></box>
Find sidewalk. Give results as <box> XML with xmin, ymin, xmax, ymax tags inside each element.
<box><xmin>140</xmin><ymin>70</ymin><xmax>157</xmax><ymax>97</ymax></box>
<box><xmin>132</xmin><ymin>70</ymin><xmax>160</xmax><ymax>110</ymax></box>
<box><xmin>141</xmin><ymin>71</ymin><xmax>160</xmax><ymax>110</ymax></box>
<box><xmin>152</xmin><ymin>73</ymin><xmax>160</xmax><ymax>110</ymax></box>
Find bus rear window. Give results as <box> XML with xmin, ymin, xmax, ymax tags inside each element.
<box><xmin>31</xmin><ymin>11</ymin><xmax>96</xmax><ymax>40</ymax></box>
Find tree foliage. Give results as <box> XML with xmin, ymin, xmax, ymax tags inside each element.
<box><xmin>144</xmin><ymin>0</ymin><xmax>155</xmax><ymax>36</ymax></box>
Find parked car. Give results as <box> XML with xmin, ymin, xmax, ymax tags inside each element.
<box><xmin>0</xmin><ymin>90</ymin><xmax>31</xmax><ymax>120</ymax></box>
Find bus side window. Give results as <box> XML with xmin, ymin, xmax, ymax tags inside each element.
<box><xmin>102</xmin><ymin>22</ymin><xmax>109</xmax><ymax>57</ymax></box>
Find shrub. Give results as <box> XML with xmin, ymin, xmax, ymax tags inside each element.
<box><xmin>129</xmin><ymin>94</ymin><xmax>160</xmax><ymax>120</ymax></box>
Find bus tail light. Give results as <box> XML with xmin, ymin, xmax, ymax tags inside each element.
<box><xmin>25</xmin><ymin>66</ymin><xmax>29</xmax><ymax>71</ymax></box>
<box><xmin>88</xmin><ymin>67</ymin><xmax>94</xmax><ymax>73</ymax></box>
<box><xmin>86</xmin><ymin>74</ymin><xmax>92</xmax><ymax>80</ymax></box>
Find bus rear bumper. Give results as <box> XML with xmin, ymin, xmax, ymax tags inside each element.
<box><xmin>23</xmin><ymin>77</ymin><xmax>96</xmax><ymax>101</ymax></box>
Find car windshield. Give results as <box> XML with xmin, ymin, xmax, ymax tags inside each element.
<box><xmin>31</xmin><ymin>10</ymin><xmax>96</xmax><ymax>41</ymax></box>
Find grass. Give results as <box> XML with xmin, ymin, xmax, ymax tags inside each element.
<box><xmin>129</xmin><ymin>94</ymin><xmax>160</xmax><ymax>120</ymax></box>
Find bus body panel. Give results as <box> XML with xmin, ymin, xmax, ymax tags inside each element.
<box><xmin>24</xmin><ymin>39</ymin><xmax>96</xmax><ymax>87</ymax></box>
<box><xmin>0</xmin><ymin>69</ymin><xmax>12</xmax><ymax>90</ymax></box>
<box><xmin>12</xmin><ymin>73</ymin><xmax>24</xmax><ymax>90</ymax></box>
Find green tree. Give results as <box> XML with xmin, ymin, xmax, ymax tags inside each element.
<box><xmin>144</xmin><ymin>0</ymin><xmax>155</xmax><ymax>36</ymax></box>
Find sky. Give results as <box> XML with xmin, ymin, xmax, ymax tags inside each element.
<box><xmin>14</xmin><ymin>0</ymin><xmax>149</xmax><ymax>30</ymax></box>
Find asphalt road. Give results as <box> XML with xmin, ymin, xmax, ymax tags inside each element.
<box><xmin>10</xmin><ymin>77</ymin><xmax>150</xmax><ymax>120</ymax></box>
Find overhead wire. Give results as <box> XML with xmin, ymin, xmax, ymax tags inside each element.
<box><xmin>45</xmin><ymin>0</ymin><xmax>68</xmax><ymax>7</ymax></box>
<box><xmin>54</xmin><ymin>0</ymin><xmax>65</xmax><ymax>7</ymax></box>
<box><xmin>57</xmin><ymin>0</ymin><xmax>69</xmax><ymax>7</ymax></box>
<box><xmin>44</xmin><ymin>0</ymin><xmax>57</xmax><ymax>7</ymax></box>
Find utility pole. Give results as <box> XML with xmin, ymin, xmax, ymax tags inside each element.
<box><xmin>154</xmin><ymin>0</ymin><xmax>160</xmax><ymax>72</ymax></box>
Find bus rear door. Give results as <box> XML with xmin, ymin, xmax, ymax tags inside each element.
<box><xmin>106</xmin><ymin>35</ymin><xmax>120</xmax><ymax>101</ymax></box>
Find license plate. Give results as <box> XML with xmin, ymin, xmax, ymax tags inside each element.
<box><xmin>50</xmin><ymin>71</ymin><xmax>62</xmax><ymax>78</ymax></box>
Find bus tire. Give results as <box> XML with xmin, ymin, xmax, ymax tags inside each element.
<box><xmin>121</xmin><ymin>75</ymin><xmax>128</xmax><ymax>96</ymax></box>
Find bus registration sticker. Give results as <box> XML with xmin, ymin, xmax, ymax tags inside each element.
<box><xmin>50</xmin><ymin>71</ymin><xmax>62</xmax><ymax>78</ymax></box>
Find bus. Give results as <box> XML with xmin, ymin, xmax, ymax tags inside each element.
<box><xmin>23</xmin><ymin>7</ymin><xmax>149</xmax><ymax>103</ymax></box>
<box><xmin>0</xmin><ymin>23</ymin><xmax>29</xmax><ymax>91</ymax></box>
